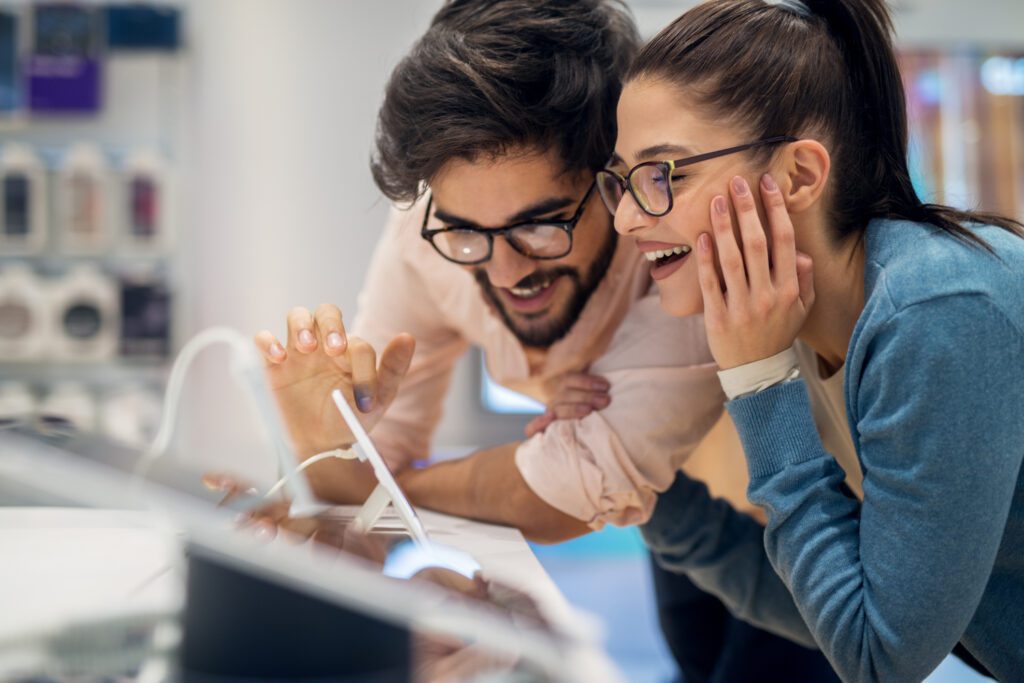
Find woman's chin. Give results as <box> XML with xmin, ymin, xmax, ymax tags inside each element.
<box><xmin>656</xmin><ymin>284</ymin><xmax>703</xmax><ymax>318</ymax></box>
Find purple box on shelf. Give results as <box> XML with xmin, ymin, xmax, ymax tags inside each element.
<box><xmin>26</xmin><ymin>55</ymin><xmax>101</xmax><ymax>113</ymax></box>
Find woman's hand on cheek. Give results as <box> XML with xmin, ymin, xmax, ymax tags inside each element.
<box><xmin>696</xmin><ymin>174</ymin><xmax>815</xmax><ymax>370</ymax></box>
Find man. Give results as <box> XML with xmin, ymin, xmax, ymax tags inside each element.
<box><xmin>250</xmin><ymin>2</ymin><xmax>837</xmax><ymax>681</ymax></box>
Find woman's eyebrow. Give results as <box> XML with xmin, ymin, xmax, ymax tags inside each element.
<box><xmin>634</xmin><ymin>142</ymin><xmax>697</xmax><ymax>160</ymax></box>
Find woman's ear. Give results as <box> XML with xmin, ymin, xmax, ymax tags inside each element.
<box><xmin>778</xmin><ymin>139</ymin><xmax>830</xmax><ymax>214</ymax></box>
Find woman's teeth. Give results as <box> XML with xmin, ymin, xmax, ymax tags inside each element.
<box><xmin>644</xmin><ymin>245</ymin><xmax>691</xmax><ymax>262</ymax></box>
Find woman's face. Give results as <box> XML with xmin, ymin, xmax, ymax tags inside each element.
<box><xmin>610</xmin><ymin>77</ymin><xmax>777</xmax><ymax>317</ymax></box>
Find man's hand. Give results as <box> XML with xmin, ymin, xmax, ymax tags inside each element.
<box><xmin>524</xmin><ymin>371</ymin><xmax>611</xmax><ymax>438</ymax></box>
<box><xmin>254</xmin><ymin>304</ymin><xmax>416</xmax><ymax>458</ymax></box>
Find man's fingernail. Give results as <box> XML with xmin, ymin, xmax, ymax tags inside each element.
<box><xmin>731</xmin><ymin>176</ymin><xmax>749</xmax><ymax>196</ymax></box>
<box><xmin>354</xmin><ymin>388</ymin><xmax>373</xmax><ymax>412</ymax></box>
<box><xmin>298</xmin><ymin>329</ymin><xmax>315</xmax><ymax>347</ymax></box>
<box><xmin>270</xmin><ymin>342</ymin><xmax>285</xmax><ymax>358</ymax></box>
<box><xmin>714</xmin><ymin>196</ymin><xmax>728</xmax><ymax>215</ymax></box>
<box><xmin>327</xmin><ymin>332</ymin><xmax>344</xmax><ymax>349</ymax></box>
<box><xmin>761</xmin><ymin>173</ymin><xmax>778</xmax><ymax>192</ymax></box>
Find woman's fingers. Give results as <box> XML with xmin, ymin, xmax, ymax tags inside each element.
<box><xmin>547</xmin><ymin>402</ymin><xmax>595</xmax><ymax>420</ymax></box>
<box><xmin>557</xmin><ymin>373</ymin><xmax>610</xmax><ymax>393</ymax></box>
<box><xmin>202</xmin><ymin>471</ymin><xmax>259</xmax><ymax>505</ymax></box>
<box><xmin>376</xmin><ymin>333</ymin><xmax>416</xmax><ymax>410</ymax></box>
<box><xmin>761</xmin><ymin>174</ymin><xmax>797</xmax><ymax>290</ymax></box>
<box><xmin>313</xmin><ymin>304</ymin><xmax>348</xmax><ymax>357</ymax></box>
<box><xmin>524</xmin><ymin>411</ymin><xmax>555</xmax><ymax>438</ymax></box>
<box><xmin>730</xmin><ymin>175</ymin><xmax>772</xmax><ymax>292</ymax></box>
<box><xmin>347</xmin><ymin>337</ymin><xmax>379</xmax><ymax>413</ymax></box>
<box><xmin>696</xmin><ymin>232</ymin><xmax>726</xmax><ymax>321</ymax></box>
<box><xmin>254</xmin><ymin>330</ymin><xmax>287</xmax><ymax>365</ymax></box>
<box><xmin>710</xmin><ymin>191</ymin><xmax>748</xmax><ymax>297</ymax></box>
<box><xmin>287</xmin><ymin>306</ymin><xmax>317</xmax><ymax>354</ymax></box>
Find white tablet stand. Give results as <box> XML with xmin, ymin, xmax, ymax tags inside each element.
<box><xmin>331</xmin><ymin>389</ymin><xmax>430</xmax><ymax>548</ymax></box>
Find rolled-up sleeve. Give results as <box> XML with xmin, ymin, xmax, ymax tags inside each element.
<box><xmin>516</xmin><ymin>295</ymin><xmax>725</xmax><ymax>528</ymax></box>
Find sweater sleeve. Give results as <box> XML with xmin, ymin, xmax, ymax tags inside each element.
<box><xmin>641</xmin><ymin>470</ymin><xmax>817</xmax><ymax>647</ymax></box>
<box><xmin>728</xmin><ymin>294</ymin><xmax>1024</xmax><ymax>682</ymax></box>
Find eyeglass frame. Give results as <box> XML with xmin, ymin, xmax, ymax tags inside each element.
<box><xmin>597</xmin><ymin>136</ymin><xmax>798</xmax><ymax>218</ymax></box>
<box><xmin>420</xmin><ymin>181</ymin><xmax>598</xmax><ymax>266</ymax></box>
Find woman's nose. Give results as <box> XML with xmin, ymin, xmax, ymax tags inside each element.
<box><xmin>613</xmin><ymin>189</ymin><xmax>656</xmax><ymax>236</ymax></box>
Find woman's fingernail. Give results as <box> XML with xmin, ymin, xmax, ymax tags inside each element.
<box><xmin>713</xmin><ymin>196</ymin><xmax>728</xmax><ymax>215</ymax></box>
<box><xmin>699</xmin><ymin>233</ymin><xmax>711</xmax><ymax>251</ymax></box>
<box><xmin>298</xmin><ymin>329</ymin><xmax>315</xmax><ymax>347</ymax></box>
<box><xmin>253</xmin><ymin>522</ymin><xmax>274</xmax><ymax>541</ymax></box>
<box><xmin>731</xmin><ymin>176</ymin><xmax>749</xmax><ymax>196</ymax></box>
<box><xmin>761</xmin><ymin>173</ymin><xmax>778</xmax><ymax>192</ymax></box>
<box><xmin>592</xmin><ymin>380</ymin><xmax>610</xmax><ymax>390</ymax></box>
<box><xmin>270</xmin><ymin>342</ymin><xmax>285</xmax><ymax>358</ymax></box>
<box><xmin>327</xmin><ymin>332</ymin><xmax>344</xmax><ymax>349</ymax></box>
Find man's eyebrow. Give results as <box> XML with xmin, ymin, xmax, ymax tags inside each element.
<box><xmin>433</xmin><ymin>196</ymin><xmax>576</xmax><ymax>227</ymax></box>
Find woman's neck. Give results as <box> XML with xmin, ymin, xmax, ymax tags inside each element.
<box><xmin>797</xmin><ymin>232</ymin><xmax>866</xmax><ymax>375</ymax></box>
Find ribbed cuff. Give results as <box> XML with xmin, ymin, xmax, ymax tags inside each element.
<box><xmin>726</xmin><ymin>378</ymin><xmax>824</xmax><ymax>479</ymax></box>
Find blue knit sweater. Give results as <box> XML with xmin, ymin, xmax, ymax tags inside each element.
<box><xmin>643</xmin><ymin>218</ymin><xmax>1024</xmax><ymax>682</ymax></box>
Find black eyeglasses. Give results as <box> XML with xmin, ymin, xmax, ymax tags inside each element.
<box><xmin>596</xmin><ymin>136</ymin><xmax>797</xmax><ymax>217</ymax></box>
<box><xmin>420</xmin><ymin>182</ymin><xmax>597</xmax><ymax>265</ymax></box>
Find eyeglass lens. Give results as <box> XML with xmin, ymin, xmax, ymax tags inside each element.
<box><xmin>597</xmin><ymin>165</ymin><xmax>671</xmax><ymax>217</ymax></box>
<box><xmin>431</xmin><ymin>223</ymin><xmax>571</xmax><ymax>264</ymax></box>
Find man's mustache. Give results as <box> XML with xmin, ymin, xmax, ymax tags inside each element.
<box><xmin>473</xmin><ymin>267</ymin><xmax>580</xmax><ymax>292</ymax></box>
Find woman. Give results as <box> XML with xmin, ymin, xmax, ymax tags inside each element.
<box><xmin>596</xmin><ymin>0</ymin><xmax>1024</xmax><ymax>680</ymax></box>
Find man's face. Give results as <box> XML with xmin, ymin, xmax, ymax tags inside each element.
<box><xmin>427</xmin><ymin>148</ymin><xmax>616</xmax><ymax>348</ymax></box>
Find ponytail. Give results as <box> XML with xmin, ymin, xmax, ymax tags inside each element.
<box><xmin>630</xmin><ymin>0</ymin><xmax>1024</xmax><ymax>248</ymax></box>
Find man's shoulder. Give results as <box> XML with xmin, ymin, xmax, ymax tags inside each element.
<box><xmin>591</xmin><ymin>286</ymin><xmax>715</xmax><ymax>372</ymax></box>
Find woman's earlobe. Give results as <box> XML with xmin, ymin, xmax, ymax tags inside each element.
<box><xmin>783</xmin><ymin>140</ymin><xmax>830</xmax><ymax>213</ymax></box>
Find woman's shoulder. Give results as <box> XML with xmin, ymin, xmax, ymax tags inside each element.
<box><xmin>863</xmin><ymin>217</ymin><xmax>1024</xmax><ymax>327</ymax></box>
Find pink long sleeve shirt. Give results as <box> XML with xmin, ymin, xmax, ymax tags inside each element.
<box><xmin>352</xmin><ymin>203</ymin><xmax>736</xmax><ymax>529</ymax></box>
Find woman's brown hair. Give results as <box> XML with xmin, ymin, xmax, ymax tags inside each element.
<box><xmin>630</xmin><ymin>0</ymin><xmax>1024</xmax><ymax>248</ymax></box>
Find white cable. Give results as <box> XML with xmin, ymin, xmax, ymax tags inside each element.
<box><xmin>263</xmin><ymin>448</ymin><xmax>356</xmax><ymax>499</ymax></box>
<box><xmin>132</xmin><ymin>325</ymin><xmax>327</xmax><ymax>517</ymax></box>
<box><xmin>133</xmin><ymin>326</ymin><xmax>253</xmax><ymax>484</ymax></box>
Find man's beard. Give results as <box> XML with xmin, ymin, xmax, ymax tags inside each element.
<box><xmin>473</xmin><ymin>226</ymin><xmax>618</xmax><ymax>349</ymax></box>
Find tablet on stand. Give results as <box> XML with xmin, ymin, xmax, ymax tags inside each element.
<box><xmin>331</xmin><ymin>388</ymin><xmax>430</xmax><ymax>548</ymax></box>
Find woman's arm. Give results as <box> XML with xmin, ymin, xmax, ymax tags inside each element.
<box><xmin>731</xmin><ymin>294</ymin><xmax>1024</xmax><ymax>682</ymax></box>
<box><xmin>641</xmin><ymin>470</ymin><xmax>818</xmax><ymax>647</ymax></box>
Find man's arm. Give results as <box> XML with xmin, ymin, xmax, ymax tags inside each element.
<box><xmin>398</xmin><ymin>442</ymin><xmax>592</xmax><ymax>544</ymax></box>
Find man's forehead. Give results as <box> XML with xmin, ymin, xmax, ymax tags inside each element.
<box><xmin>429</xmin><ymin>154</ymin><xmax>586</xmax><ymax>227</ymax></box>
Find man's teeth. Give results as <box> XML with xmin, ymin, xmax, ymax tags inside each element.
<box><xmin>509</xmin><ymin>281</ymin><xmax>551</xmax><ymax>297</ymax></box>
<box><xmin>644</xmin><ymin>245</ymin><xmax>691</xmax><ymax>262</ymax></box>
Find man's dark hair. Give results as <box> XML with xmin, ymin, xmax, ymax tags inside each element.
<box><xmin>371</xmin><ymin>0</ymin><xmax>640</xmax><ymax>204</ymax></box>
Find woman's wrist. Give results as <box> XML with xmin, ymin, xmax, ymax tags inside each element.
<box><xmin>717</xmin><ymin>346</ymin><xmax>801</xmax><ymax>400</ymax></box>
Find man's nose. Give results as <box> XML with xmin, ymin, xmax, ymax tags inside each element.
<box><xmin>482</xmin><ymin>236</ymin><xmax>536</xmax><ymax>288</ymax></box>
